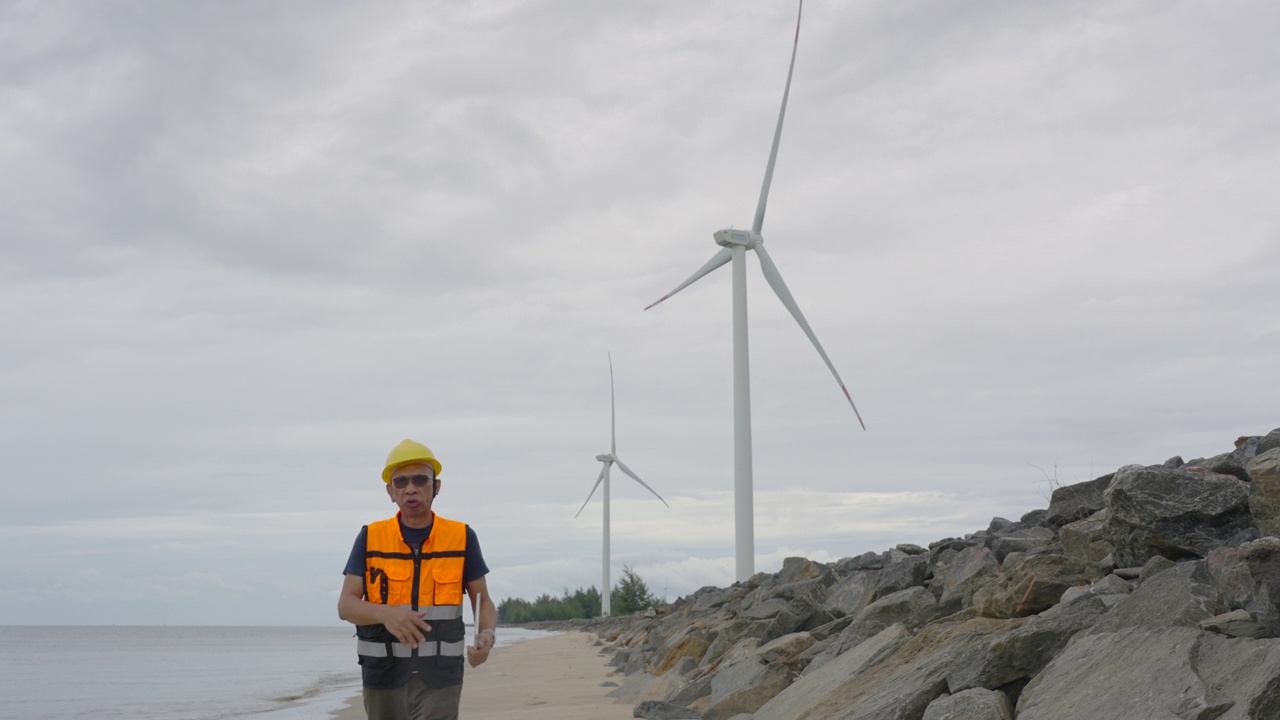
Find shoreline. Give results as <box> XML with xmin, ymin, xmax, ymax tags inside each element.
<box><xmin>330</xmin><ymin>631</ymin><xmax>634</xmax><ymax>719</ymax></box>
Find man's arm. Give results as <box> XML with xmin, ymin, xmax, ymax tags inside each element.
<box><xmin>337</xmin><ymin>573</ymin><xmax>434</xmax><ymax>648</ymax></box>
<box><xmin>465</xmin><ymin>575</ymin><xmax>497</xmax><ymax>668</ymax></box>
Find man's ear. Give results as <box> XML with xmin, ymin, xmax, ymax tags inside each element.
<box><xmin>386</xmin><ymin>483</ymin><xmax>395</xmax><ymax>502</ymax></box>
<box><xmin>434</xmin><ymin>478</ymin><xmax>441</xmax><ymax>498</ymax></box>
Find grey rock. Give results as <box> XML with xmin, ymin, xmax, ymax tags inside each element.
<box><xmin>972</xmin><ymin>554</ymin><xmax>1101</xmax><ymax>618</ymax></box>
<box><xmin>1137</xmin><ymin>555</ymin><xmax>1176</xmax><ymax>582</ymax></box>
<box><xmin>1016</xmin><ymin>626</ymin><xmax>1280</xmax><ymax>720</ymax></box>
<box><xmin>1247</xmin><ymin>449</ymin><xmax>1280</xmax><ymax>537</ymax></box>
<box><xmin>1186</xmin><ymin>436</ymin><xmax>1260</xmax><ymax>483</ymax></box>
<box><xmin>704</xmin><ymin>659</ymin><xmax>792</xmax><ymax>720</ymax></box>
<box><xmin>1091</xmin><ymin>560</ymin><xmax>1225</xmax><ymax>632</ymax></box>
<box><xmin>922</xmin><ymin>688</ymin><xmax>1013</xmax><ymax>720</ymax></box>
<box><xmin>753</xmin><ymin>625</ymin><xmax>913</xmax><ymax>720</ymax></box>
<box><xmin>987</xmin><ymin>527</ymin><xmax>1056</xmax><ymax>563</ymax></box>
<box><xmin>633</xmin><ymin>700</ymin><xmax>703</xmax><ymax>719</ymax></box>
<box><xmin>936</xmin><ymin>546</ymin><xmax>1000</xmax><ymax>613</ymax></box>
<box><xmin>1205</xmin><ymin>536</ymin><xmax>1280</xmax><ymax>635</ymax></box>
<box><xmin>1045</xmin><ymin>473</ymin><xmax>1115</xmax><ymax>528</ymax></box>
<box><xmin>824</xmin><ymin>572</ymin><xmax>878</xmax><ymax>617</ymax></box>
<box><xmin>945</xmin><ymin>595</ymin><xmax>1108</xmax><ymax>693</ymax></box>
<box><xmin>1058</xmin><ymin>509</ymin><xmax>1111</xmax><ymax>563</ymax></box>
<box><xmin>896</xmin><ymin>543</ymin><xmax>927</xmax><ymax>556</ymax></box>
<box><xmin>741</xmin><ymin>597</ymin><xmax>790</xmax><ymax>621</ymax></box>
<box><xmin>1102</xmin><ymin>464</ymin><xmax>1253</xmax><ymax>566</ymax></box>
<box><xmin>987</xmin><ymin>517</ymin><xmax>1017</xmax><ymax>534</ymax></box>
<box><xmin>1019</xmin><ymin>508</ymin><xmax>1050</xmax><ymax>528</ymax></box>
<box><xmin>1259</xmin><ymin>428</ymin><xmax>1280</xmax><ymax>455</ymax></box>
<box><xmin>775</xmin><ymin>556</ymin><xmax>824</xmax><ymax>585</ymax></box>
<box><xmin>1163</xmin><ymin>455</ymin><xmax>1185</xmax><ymax>468</ymax></box>
<box><xmin>1200</xmin><ymin>609</ymin><xmax>1270</xmax><ymax>639</ymax></box>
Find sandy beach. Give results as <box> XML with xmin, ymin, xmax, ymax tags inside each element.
<box><xmin>332</xmin><ymin>631</ymin><xmax>636</xmax><ymax>720</ymax></box>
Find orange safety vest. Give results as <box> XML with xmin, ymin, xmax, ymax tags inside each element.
<box><xmin>356</xmin><ymin>513</ymin><xmax>469</xmax><ymax>689</ymax></box>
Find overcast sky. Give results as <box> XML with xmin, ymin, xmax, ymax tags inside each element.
<box><xmin>2</xmin><ymin>0</ymin><xmax>1278</xmax><ymax>626</ymax></box>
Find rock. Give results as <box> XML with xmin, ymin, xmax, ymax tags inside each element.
<box><xmin>1045</xmin><ymin>474</ymin><xmax>1115</xmax><ymax>528</ymax></box>
<box><xmin>704</xmin><ymin>658</ymin><xmax>792</xmax><ymax>720</ymax></box>
<box><xmin>1247</xmin><ymin>449</ymin><xmax>1280</xmax><ymax>536</ymax></box>
<box><xmin>838</xmin><ymin>587</ymin><xmax>938</xmax><ymax>649</ymax></box>
<box><xmin>987</xmin><ymin>527</ymin><xmax>1056</xmax><ymax>563</ymax></box>
<box><xmin>824</xmin><ymin>571</ymin><xmax>876</xmax><ymax>617</ymax></box>
<box><xmin>1186</xmin><ymin>436</ymin><xmax>1260</xmax><ymax>483</ymax></box>
<box><xmin>1058</xmin><ymin>509</ymin><xmax>1111</xmax><ymax>563</ymax></box>
<box><xmin>753</xmin><ymin>624</ymin><xmax>913</xmax><ymax>720</ymax></box>
<box><xmin>1102</xmin><ymin>464</ymin><xmax>1253</xmax><ymax>566</ymax></box>
<box><xmin>757</xmin><ymin>632</ymin><xmax>815</xmax><ymax>669</ymax></box>
<box><xmin>655</xmin><ymin>635</ymin><xmax>712</xmax><ymax>675</ymax></box>
<box><xmin>936</xmin><ymin>546</ymin><xmax>1000</xmax><ymax>613</ymax></box>
<box><xmin>944</xmin><ymin>595</ymin><xmax>1108</xmax><ymax>693</ymax></box>
<box><xmin>633</xmin><ymin>700</ymin><xmax>703</xmax><ymax>719</ymax></box>
<box><xmin>1090</xmin><ymin>560</ymin><xmax>1225</xmax><ymax>632</ymax></box>
<box><xmin>1205</xmin><ymin>536</ymin><xmax>1280</xmax><ymax>635</ymax></box>
<box><xmin>1200</xmin><ymin>609</ymin><xmax>1270</xmax><ymax>638</ymax></box>
<box><xmin>972</xmin><ymin>554</ymin><xmax>1101</xmax><ymax>618</ymax></box>
<box><xmin>1258</xmin><ymin>428</ymin><xmax>1280</xmax><ymax>454</ymax></box>
<box><xmin>1016</xmin><ymin>626</ymin><xmax>1280</xmax><ymax>720</ymax></box>
<box><xmin>896</xmin><ymin>543</ymin><xmax>927</xmax><ymax>555</ymax></box>
<box><xmin>922</xmin><ymin>688</ymin><xmax>1013</xmax><ymax>720</ymax></box>
<box><xmin>776</xmin><ymin>556</ymin><xmax>824</xmax><ymax>585</ymax></box>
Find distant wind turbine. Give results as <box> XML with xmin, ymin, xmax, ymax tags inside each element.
<box><xmin>575</xmin><ymin>353</ymin><xmax>668</xmax><ymax>617</ymax></box>
<box><xmin>645</xmin><ymin>0</ymin><xmax>865</xmax><ymax>583</ymax></box>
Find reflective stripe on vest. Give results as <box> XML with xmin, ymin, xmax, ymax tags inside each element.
<box><xmin>357</xmin><ymin>639</ymin><xmax>466</xmax><ymax>658</ymax></box>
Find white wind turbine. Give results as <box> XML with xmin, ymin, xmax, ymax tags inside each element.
<box><xmin>645</xmin><ymin>0</ymin><xmax>865</xmax><ymax>583</ymax></box>
<box><xmin>575</xmin><ymin>353</ymin><xmax>668</xmax><ymax>617</ymax></box>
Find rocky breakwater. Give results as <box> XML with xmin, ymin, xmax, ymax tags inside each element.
<box><xmin>586</xmin><ymin>427</ymin><xmax>1280</xmax><ymax>720</ymax></box>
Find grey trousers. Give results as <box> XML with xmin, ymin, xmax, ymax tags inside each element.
<box><xmin>363</xmin><ymin>674</ymin><xmax>463</xmax><ymax>720</ymax></box>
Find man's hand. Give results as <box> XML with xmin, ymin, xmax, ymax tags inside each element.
<box><xmin>379</xmin><ymin>606</ymin><xmax>433</xmax><ymax>648</ymax></box>
<box><xmin>467</xmin><ymin>628</ymin><xmax>495</xmax><ymax>668</ymax></box>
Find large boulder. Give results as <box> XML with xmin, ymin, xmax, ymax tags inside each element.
<box><xmin>935</xmin><ymin>546</ymin><xmax>1001</xmax><ymax>614</ymax></box>
<box><xmin>754</xmin><ymin>624</ymin><xmax>912</xmax><ymax>720</ymax></box>
<box><xmin>1045</xmin><ymin>474</ymin><xmax>1115</xmax><ymax>528</ymax></box>
<box><xmin>1015</xmin><ymin>626</ymin><xmax>1280</xmax><ymax>719</ymax></box>
<box><xmin>1205</xmin><ymin>536</ymin><xmax>1280</xmax><ymax>636</ymax></box>
<box><xmin>1102</xmin><ymin>464</ymin><xmax>1254</xmax><ymax>566</ymax></box>
<box><xmin>703</xmin><ymin>657</ymin><xmax>793</xmax><ymax>720</ymax></box>
<box><xmin>1058</xmin><ymin>509</ymin><xmax>1111</xmax><ymax>563</ymax></box>
<box><xmin>1090</xmin><ymin>560</ymin><xmax>1225</xmax><ymax>632</ymax></box>
<box><xmin>972</xmin><ymin>554</ymin><xmax>1102</xmax><ymax>619</ymax></box>
<box><xmin>922</xmin><ymin>688</ymin><xmax>1013</xmax><ymax>720</ymax></box>
<box><xmin>1247</xmin><ymin>449</ymin><xmax>1280</xmax><ymax>537</ymax></box>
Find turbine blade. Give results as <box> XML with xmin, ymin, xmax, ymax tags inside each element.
<box><xmin>752</xmin><ymin>0</ymin><xmax>803</xmax><ymax>235</ymax></box>
<box><xmin>613</xmin><ymin>458</ymin><xmax>669</xmax><ymax>508</ymax></box>
<box><xmin>574</xmin><ymin>464</ymin><xmax>608</xmax><ymax>518</ymax></box>
<box><xmin>609</xmin><ymin>353</ymin><xmax>616</xmax><ymax>455</ymax></box>
<box><xmin>755</xmin><ymin>243</ymin><xmax>866</xmax><ymax>430</ymax></box>
<box><xmin>644</xmin><ymin>247</ymin><xmax>733</xmax><ymax>310</ymax></box>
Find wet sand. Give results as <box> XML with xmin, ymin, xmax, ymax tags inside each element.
<box><xmin>331</xmin><ymin>631</ymin><xmax>636</xmax><ymax>719</ymax></box>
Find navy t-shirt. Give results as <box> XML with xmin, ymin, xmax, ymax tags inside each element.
<box><xmin>343</xmin><ymin>519</ymin><xmax>489</xmax><ymax>586</ymax></box>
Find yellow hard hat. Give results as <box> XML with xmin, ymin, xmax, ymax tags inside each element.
<box><xmin>382</xmin><ymin>439</ymin><xmax>443</xmax><ymax>483</ymax></box>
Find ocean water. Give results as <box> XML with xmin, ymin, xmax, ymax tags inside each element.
<box><xmin>0</xmin><ymin>625</ymin><xmax>556</xmax><ymax>720</ymax></box>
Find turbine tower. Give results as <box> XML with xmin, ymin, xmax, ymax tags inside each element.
<box><xmin>645</xmin><ymin>0</ymin><xmax>865</xmax><ymax>583</ymax></box>
<box><xmin>575</xmin><ymin>353</ymin><xmax>668</xmax><ymax>616</ymax></box>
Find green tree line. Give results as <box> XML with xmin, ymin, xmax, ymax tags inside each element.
<box><xmin>497</xmin><ymin>566</ymin><xmax>660</xmax><ymax>623</ymax></box>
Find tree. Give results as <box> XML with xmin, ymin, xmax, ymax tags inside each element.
<box><xmin>611</xmin><ymin>565</ymin><xmax>659</xmax><ymax>615</ymax></box>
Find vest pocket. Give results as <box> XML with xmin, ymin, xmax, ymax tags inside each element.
<box><xmin>432</xmin><ymin>565</ymin><xmax>464</xmax><ymax>606</ymax></box>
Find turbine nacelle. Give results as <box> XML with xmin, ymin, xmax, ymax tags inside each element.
<box><xmin>714</xmin><ymin>229</ymin><xmax>762</xmax><ymax>249</ymax></box>
<box><xmin>595</xmin><ymin>453</ymin><xmax>613</xmax><ymax>462</ymax></box>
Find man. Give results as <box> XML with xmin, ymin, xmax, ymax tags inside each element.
<box><xmin>338</xmin><ymin>439</ymin><xmax>497</xmax><ymax>720</ymax></box>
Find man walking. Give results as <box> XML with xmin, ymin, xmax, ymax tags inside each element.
<box><xmin>338</xmin><ymin>439</ymin><xmax>497</xmax><ymax>720</ymax></box>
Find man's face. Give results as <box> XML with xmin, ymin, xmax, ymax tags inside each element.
<box><xmin>386</xmin><ymin>461</ymin><xmax>438</xmax><ymax>516</ymax></box>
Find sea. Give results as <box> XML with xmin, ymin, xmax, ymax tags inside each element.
<box><xmin>0</xmin><ymin>625</ymin><xmax>557</xmax><ymax>720</ymax></box>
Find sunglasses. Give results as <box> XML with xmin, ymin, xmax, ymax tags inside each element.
<box><xmin>391</xmin><ymin>474</ymin><xmax>436</xmax><ymax>489</ymax></box>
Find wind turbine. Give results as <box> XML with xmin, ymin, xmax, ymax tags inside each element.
<box><xmin>645</xmin><ymin>0</ymin><xmax>865</xmax><ymax>583</ymax></box>
<box><xmin>575</xmin><ymin>353</ymin><xmax>668</xmax><ymax>617</ymax></box>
